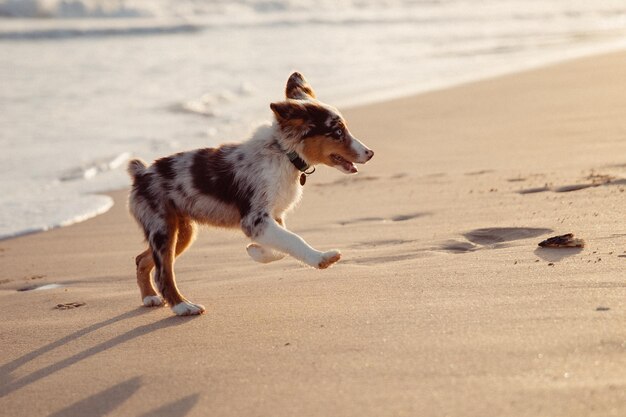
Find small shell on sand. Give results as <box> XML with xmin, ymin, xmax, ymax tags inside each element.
<box><xmin>538</xmin><ymin>233</ymin><xmax>585</xmax><ymax>248</ymax></box>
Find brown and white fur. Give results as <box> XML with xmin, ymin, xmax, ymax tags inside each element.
<box><xmin>127</xmin><ymin>72</ymin><xmax>374</xmax><ymax>316</ymax></box>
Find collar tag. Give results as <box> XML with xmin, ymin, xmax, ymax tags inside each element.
<box><xmin>300</xmin><ymin>166</ymin><xmax>315</xmax><ymax>186</ymax></box>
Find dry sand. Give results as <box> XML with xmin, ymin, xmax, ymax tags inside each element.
<box><xmin>1</xmin><ymin>52</ymin><xmax>626</xmax><ymax>417</ymax></box>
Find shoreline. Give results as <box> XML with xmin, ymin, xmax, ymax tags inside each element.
<box><xmin>4</xmin><ymin>45</ymin><xmax>626</xmax><ymax>242</ymax></box>
<box><xmin>2</xmin><ymin>50</ymin><xmax>626</xmax><ymax>416</ymax></box>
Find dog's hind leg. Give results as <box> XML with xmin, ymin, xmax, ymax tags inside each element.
<box><xmin>135</xmin><ymin>248</ymin><xmax>162</xmax><ymax>307</ymax></box>
<box><xmin>135</xmin><ymin>218</ymin><xmax>196</xmax><ymax>308</ymax></box>
<box><xmin>174</xmin><ymin>217</ymin><xmax>196</xmax><ymax>259</ymax></box>
<box><xmin>151</xmin><ymin>216</ymin><xmax>205</xmax><ymax>316</ymax></box>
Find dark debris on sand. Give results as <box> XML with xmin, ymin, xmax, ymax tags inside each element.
<box><xmin>538</xmin><ymin>233</ymin><xmax>585</xmax><ymax>248</ymax></box>
<box><xmin>54</xmin><ymin>302</ymin><xmax>86</xmax><ymax>310</ymax></box>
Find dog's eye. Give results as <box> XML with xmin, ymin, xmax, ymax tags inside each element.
<box><xmin>333</xmin><ymin>129</ymin><xmax>343</xmax><ymax>140</ymax></box>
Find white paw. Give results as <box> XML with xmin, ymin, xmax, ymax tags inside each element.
<box><xmin>312</xmin><ymin>249</ymin><xmax>342</xmax><ymax>269</ymax></box>
<box><xmin>172</xmin><ymin>301</ymin><xmax>206</xmax><ymax>316</ymax></box>
<box><xmin>143</xmin><ymin>295</ymin><xmax>164</xmax><ymax>307</ymax></box>
<box><xmin>246</xmin><ymin>243</ymin><xmax>286</xmax><ymax>263</ymax></box>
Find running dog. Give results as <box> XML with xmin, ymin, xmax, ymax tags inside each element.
<box><xmin>127</xmin><ymin>72</ymin><xmax>374</xmax><ymax>316</ymax></box>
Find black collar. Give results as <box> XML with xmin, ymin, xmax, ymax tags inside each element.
<box><xmin>284</xmin><ymin>149</ymin><xmax>315</xmax><ymax>185</ymax></box>
<box><xmin>274</xmin><ymin>141</ymin><xmax>316</xmax><ymax>185</ymax></box>
<box><xmin>285</xmin><ymin>150</ymin><xmax>312</xmax><ymax>173</ymax></box>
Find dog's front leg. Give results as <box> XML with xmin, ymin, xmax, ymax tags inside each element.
<box><xmin>246</xmin><ymin>243</ymin><xmax>286</xmax><ymax>263</ymax></box>
<box><xmin>245</xmin><ymin>216</ymin><xmax>341</xmax><ymax>269</ymax></box>
<box><xmin>246</xmin><ymin>217</ymin><xmax>287</xmax><ymax>263</ymax></box>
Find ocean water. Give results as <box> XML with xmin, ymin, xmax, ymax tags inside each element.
<box><xmin>1</xmin><ymin>0</ymin><xmax>626</xmax><ymax>240</ymax></box>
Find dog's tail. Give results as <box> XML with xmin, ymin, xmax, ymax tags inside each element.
<box><xmin>127</xmin><ymin>158</ymin><xmax>147</xmax><ymax>179</ymax></box>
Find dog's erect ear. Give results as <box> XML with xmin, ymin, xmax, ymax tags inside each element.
<box><xmin>285</xmin><ymin>72</ymin><xmax>316</xmax><ymax>100</ymax></box>
<box><xmin>270</xmin><ymin>101</ymin><xmax>309</xmax><ymax>121</ymax></box>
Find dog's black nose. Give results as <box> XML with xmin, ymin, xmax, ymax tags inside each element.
<box><xmin>365</xmin><ymin>149</ymin><xmax>374</xmax><ymax>160</ymax></box>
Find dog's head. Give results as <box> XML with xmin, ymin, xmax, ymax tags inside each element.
<box><xmin>270</xmin><ymin>72</ymin><xmax>374</xmax><ymax>174</ymax></box>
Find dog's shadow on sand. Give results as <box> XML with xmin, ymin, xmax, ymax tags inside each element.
<box><xmin>45</xmin><ymin>376</ymin><xmax>200</xmax><ymax>417</ymax></box>
<box><xmin>0</xmin><ymin>308</ymin><xmax>194</xmax><ymax>399</ymax></box>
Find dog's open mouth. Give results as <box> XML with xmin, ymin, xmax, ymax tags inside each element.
<box><xmin>331</xmin><ymin>153</ymin><xmax>357</xmax><ymax>173</ymax></box>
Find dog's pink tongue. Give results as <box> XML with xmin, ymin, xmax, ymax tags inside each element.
<box><xmin>333</xmin><ymin>154</ymin><xmax>358</xmax><ymax>173</ymax></box>
<box><xmin>345</xmin><ymin>161</ymin><xmax>357</xmax><ymax>173</ymax></box>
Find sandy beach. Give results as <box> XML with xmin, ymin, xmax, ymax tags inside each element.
<box><xmin>1</xmin><ymin>51</ymin><xmax>626</xmax><ymax>416</ymax></box>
